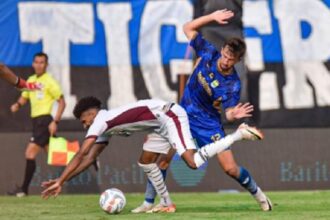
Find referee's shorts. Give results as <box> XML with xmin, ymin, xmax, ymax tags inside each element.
<box><xmin>30</xmin><ymin>115</ymin><xmax>53</xmax><ymax>147</ymax></box>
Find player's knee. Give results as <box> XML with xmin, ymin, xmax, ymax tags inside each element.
<box><xmin>158</xmin><ymin>160</ymin><xmax>170</xmax><ymax>169</ymax></box>
<box><xmin>181</xmin><ymin>151</ymin><xmax>198</xmax><ymax>169</ymax></box>
<box><xmin>190</xmin><ymin>164</ymin><xmax>198</xmax><ymax>170</ymax></box>
<box><xmin>185</xmin><ymin>160</ymin><xmax>198</xmax><ymax>170</ymax></box>
<box><xmin>138</xmin><ymin>162</ymin><xmax>158</xmax><ymax>173</ymax></box>
<box><xmin>224</xmin><ymin>166</ymin><xmax>239</xmax><ymax>177</ymax></box>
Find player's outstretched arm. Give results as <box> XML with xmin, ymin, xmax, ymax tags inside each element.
<box><xmin>183</xmin><ymin>9</ymin><xmax>234</xmax><ymax>40</ymax></box>
<box><xmin>0</xmin><ymin>62</ymin><xmax>18</xmax><ymax>85</ymax></box>
<box><xmin>0</xmin><ymin>63</ymin><xmax>41</xmax><ymax>90</ymax></box>
<box><xmin>66</xmin><ymin>143</ymin><xmax>106</xmax><ymax>181</ymax></box>
<box><xmin>41</xmin><ymin>143</ymin><xmax>106</xmax><ymax>189</ymax></box>
<box><xmin>41</xmin><ymin>137</ymin><xmax>96</xmax><ymax>199</ymax></box>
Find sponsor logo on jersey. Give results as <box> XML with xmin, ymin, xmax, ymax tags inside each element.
<box><xmin>210</xmin><ymin>80</ymin><xmax>219</xmax><ymax>88</ymax></box>
<box><xmin>197</xmin><ymin>72</ymin><xmax>212</xmax><ymax>96</ymax></box>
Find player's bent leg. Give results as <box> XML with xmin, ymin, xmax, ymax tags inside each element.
<box><xmin>145</xmin><ymin>149</ymin><xmax>175</xmax><ymax>201</ymax></box>
<box><xmin>132</xmin><ymin>149</ymin><xmax>176</xmax><ymax>213</ymax></box>
<box><xmin>185</xmin><ymin>125</ymin><xmax>264</xmax><ymax>169</ymax></box>
<box><xmin>131</xmin><ymin>168</ymin><xmax>168</xmax><ymax>214</ymax></box>
<box><xmin>138</xmin><ymin>162</ymin><xmax>175</xmax><ymax>212</ymax></box>
<box><xmin>181</xmin><ymin>150</ymin><xmax>198</xmax><ymax>169</ymax></box>
<box><xmin>218</xmin><ymin>151</ymin><xmax>272</xmax><ymax>211</ymax></box>
<box><xmin>135</xmin><ymin>134</ymin><xmax>173</xmax><ymax>213</ymax></box>
<box><xmin>166</xmin><ymin>105</ymin><xmax>263</xmax><ymax>169</ymax></box>
<box><xmin>158</xmin><ymin>148</ymin><xmax>176</xmax><ymax>169</ymax></box>
<box><xmin>189</xmin><ymin>133</ymin><xmax>240</xmax><ymax>168</ymax></box>
<box><xmin>218</xmin><ymin>151</ymin><xmax>257</xmax><ymax>192</ymax></box>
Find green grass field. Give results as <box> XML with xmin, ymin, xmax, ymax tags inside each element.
<box><xmin>1</xmin><ymin>191</ymin><xmax>330</xmax><ymax>220</ymax></box>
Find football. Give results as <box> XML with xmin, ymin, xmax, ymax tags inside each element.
<box><xmin>99</xmin><ymin>188</ymin><xmax>126</xmax><ymax>214</ymax></box>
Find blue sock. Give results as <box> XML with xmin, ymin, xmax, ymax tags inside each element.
<box><xmin>145</xmin><ymin>168</ymin><xmax>167</xmax><ymax>204</ymax></box>
<box><xmin>145</xmin><ymin>179</ymin><xmax>156</xmax><ymax>204</ymax></box>
<box><xmin>237</xmin><ymin>167</ymin><xmax>258</xmax><ymax>195</ymax></box>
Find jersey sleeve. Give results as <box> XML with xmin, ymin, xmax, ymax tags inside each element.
<box><xmin>95</xmin><ymin>135</ymin><xmax>109</xmax><ymax>144</ymax></box>
<box><xmin>190</xmin><ymin>32</ymin><xmax>218</xmax><ymax>59</ymax></box>
<box><xmin>47</xmin><ymin>77</ymin><xmax>63</xmax><ymax>100</ymax></box>
<box><xmin>222</xmin><ymin>81</ymin><xmax>241</xmax><ymax>110</ymax></box>
<box><xmin>85</xmin><ymin>115</ymin><xmax>108</xmax><ymax>140</ymax></box>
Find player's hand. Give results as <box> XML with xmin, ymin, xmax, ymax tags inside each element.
<box><xmin>229</xmin><ymin>102</ymin><xmax>254</xmax><ymax>120</ymax></box>
<box><xmin>10</xmin><ymin>103</ymin><xmax>20</xmax><ymax>113</ymax></box>
<box><xmin>48</xmin><ymin>121</ymin><xmax>58</xmax><ymax>136</ymax></box>
<box><xmin>41</xmin><ymin>181</ymin><xmax>62</xmax><ymax>199</ymax></box>
<box><xmin>211</xmin><ymin>9</ymin><xmax>234</xmax><ymax>25</ymax></box>
<box><xmin>41</xmin><ymin>178</ymin><xmax>58</xmax><ymax>188</ymax></box>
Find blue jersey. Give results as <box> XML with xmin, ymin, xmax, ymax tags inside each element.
<box><xmin>180</xmin><ymin>33</ymin><xmax>241</xmax><ymax>147</ymax></box>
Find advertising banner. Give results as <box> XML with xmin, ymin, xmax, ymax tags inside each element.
<box><xmin>0</xmin><ymin>0</ymin><xmax>329</xmax><ymax>131</ymax></box>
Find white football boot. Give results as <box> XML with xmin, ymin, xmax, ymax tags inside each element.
<box><xmin>238</xmin><ymin>123</ymin><xmax>264</xmax><ymax>140</ymax></box>
<box><xmin>131</xmin><ymin>202</ymin><xmax>154</xmax><ymax>213</ymax></box>
<box><xmin>253</xmin><ymin>187</ymin><xmax>273</xmax><ymax>211</ymax></box>
<box><xmin>146</xmin><ymin>203</ymin><xmax>176</xmax><ymax>213</ymax></box>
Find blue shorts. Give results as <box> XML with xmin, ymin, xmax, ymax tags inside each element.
<box><xmin>188</xmin><ymin>115</ymin><xmax>229</xmax><ymax>150</ymax></box>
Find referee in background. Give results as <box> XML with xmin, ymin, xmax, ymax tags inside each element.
<box><xmin>8</xmin><ymin>52</ymin><xmax>66</xmax><ymax>197</ymax></box>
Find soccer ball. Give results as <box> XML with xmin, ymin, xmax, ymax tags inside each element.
<box><xmin>99</xmin><ymin>188</ymin><xmax>126</xmax><ymax>214</ymax></box>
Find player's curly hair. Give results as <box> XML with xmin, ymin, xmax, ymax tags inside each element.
<box><xmin>73</xmin><ymin>96</ymin><xmax>102</xmax><ymax>119</ymax></box>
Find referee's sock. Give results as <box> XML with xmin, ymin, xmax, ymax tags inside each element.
<box><xmin>21</xmin><ymin>159</ymin><xmax>36</xmax><ymax>194</ymax></box>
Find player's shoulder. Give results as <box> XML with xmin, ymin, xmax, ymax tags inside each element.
<box><xmin>92</xmin><ymin>109</ymin><xmax>109</xmax><ymax>125</ymax></box>
<box><xmin>193</xmin><ymin>32</ymin><xmax>217</xmax><ymax>50</ymax></box>
<box><xmin>190</xmin><ymin>32</ymin><xmax>199</xmax><ymax>41</ymax></box>
<box><xmin>95</xmin><ymin>109</ymin><xmax>109</xmax><ymax>118</ymax></box>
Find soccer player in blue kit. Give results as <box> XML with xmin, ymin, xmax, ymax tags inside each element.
<box><xmin>132</xmin><ymin>9</ymin><xmax>272</xmax><ymax>213</ymax></box>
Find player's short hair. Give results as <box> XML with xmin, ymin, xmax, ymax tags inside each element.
<box><xmin>223</xmin><ymin>38</ymin><xmax>246</xmax><ymax>59</ymax></box>
<box><xmin>33</xmin><ymin>52</ymin><xmax>49</xmax><ymax>63</ymax></box>
<box><xmin>73</xmin><ymin>96</ymin><xmax>102</xmax><ymax>119</ymax></box>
